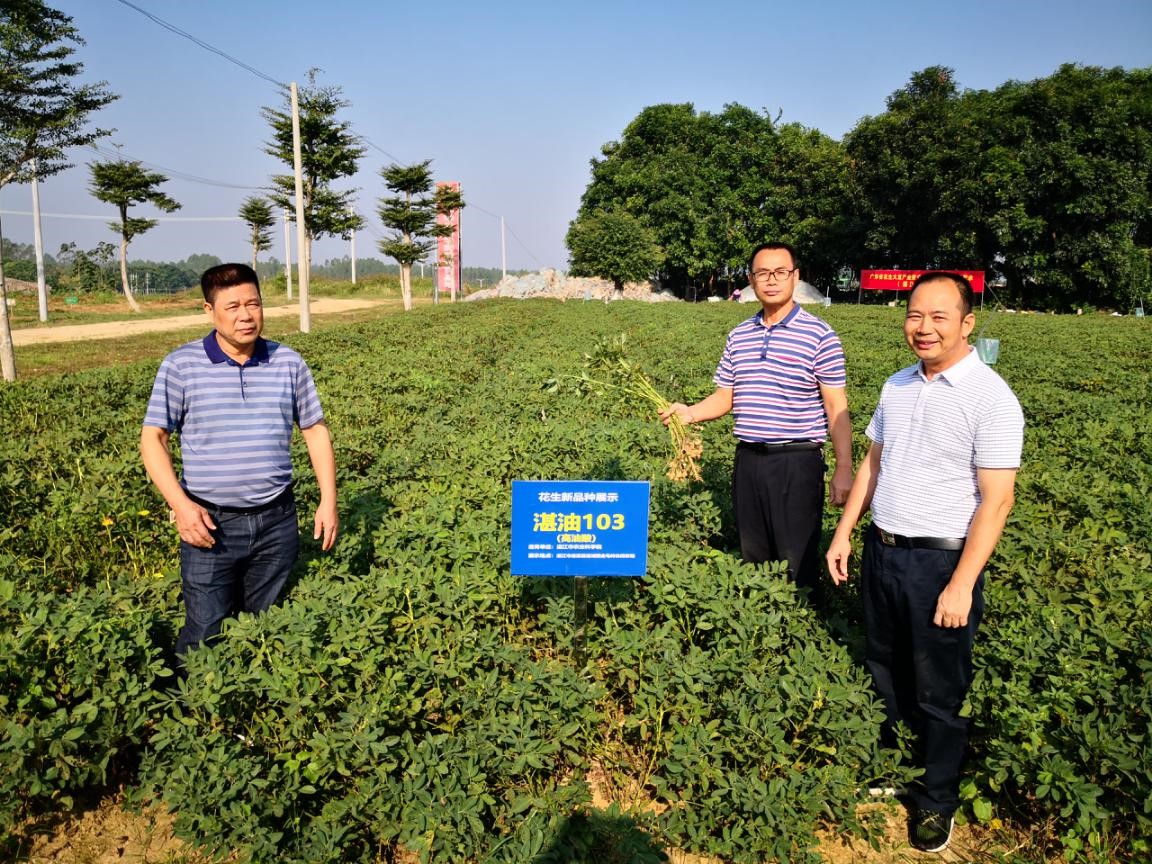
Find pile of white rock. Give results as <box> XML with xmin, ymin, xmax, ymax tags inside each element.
<box><xmin>463</xmin><ymin>269</ymin><xmax>679</xmax><ymax>303</ymax></box>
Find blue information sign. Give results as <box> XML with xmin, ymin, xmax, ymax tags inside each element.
<box><xmin>511</xmin><ymin>480</ymin><xmax>650</xmax><ymax>577</ymax></box>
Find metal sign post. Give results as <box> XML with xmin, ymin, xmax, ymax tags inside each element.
<box><xmin>511</xmin><ymin>480</ymin><xmax>651</xmax><ymax>667</ymax></box>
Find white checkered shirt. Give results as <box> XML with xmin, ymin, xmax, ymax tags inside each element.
<box><xmin>867</xmin><ymin>347</ymin><xmax>1024</xmax><ymax>538</ymax></box>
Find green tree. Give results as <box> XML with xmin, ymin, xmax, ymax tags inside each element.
<box><xmin>578</xmin><ymin>103</ymin><xmax>853</xmax><ymax>294</ymax></box>
<box><xmin>580</xmin><ymin>103</ymin><xmax>706</xmax><ymax>291</ymax></box>
<box><xmin>262</xmin><ymin>68</ymin><xmax>364</xmax><ymax>281</ymax></box>
<box><xmin>88</xmin><ymin>157</ymin><xmax>181</xmax><ymax>312</ymax></box>
<box><xmin>979</xmin><ymin>65</ymin><xmax>1152</xmax><ymax>309</ymax></box>
<box><xmin>377</xmin><ymin>161</ymin><xmax>464</xmax><ymax>311</ymax></box>
<box><xmin>183</xmin><ymin>253</ymin><xmax>222</xmax><ymax>275</ymax></box>
<box><xmin>566</xmin><ymin>209</ymin><xmax>662</xmax><ymax>297</ymax></box>
<box><xmin>0</xmin><ymin>0</ymin><xmax>116</xmax><ymax>379</ymax></box>
<box><xmin>56</xmin><ymin>241</ymin><xmax>116</xmax><ymax>293</ymax></box>
<box><xmin>239</xmin><ymin>196</ymin><xmax>276</xmax><ymax>270</ymax></box>
<box><xmin>843</xmin><ymin>67</ymin><xmax>979</xmax><ymax>272</ymax></box>
<box><xmin>844</xmin><ymin>64</ymin><xmax>1152</xmax><ymax>310</ymax></box>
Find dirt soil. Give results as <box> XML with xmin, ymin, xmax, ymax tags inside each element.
<box><xmin>14</xmin><ymin>796</ymin><xmax>196</xmax><ymax>863</ymax></box>
<box><xmin>10</xmin><ymin>298</ymin><xmax>388</xmax><ymax>347</ymax></box>
<box><xmin>12</xmin><ymin>787</ymin><xmax>1004</xmax><ymax>864</ymax></box>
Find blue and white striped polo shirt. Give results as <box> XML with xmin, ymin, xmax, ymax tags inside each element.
<box><xmin>714</xmin><ymin>304</ymin><xmax>847</xmax><ymax>443</ymax></box>
<box><xmin>143</xmin><ymin>332</ymin><xmax>325</xmax><ymax>508</ymax></box>
<box><xmin>867</xmin><ymin>347</ymin><xmax>1024</xmax><ymax>538</ymax></box>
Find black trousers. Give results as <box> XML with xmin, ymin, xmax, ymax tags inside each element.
<box><xmin>860</xmin><ymin>527</ymin><xmax>984</xmax><ymax>816</ymax></box>
<box><xmin>731</xmin><ymin>443</ymin><xmax>825</xmax><ymax>590</ymax></box>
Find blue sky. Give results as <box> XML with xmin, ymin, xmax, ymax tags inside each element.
<box><xmin>2</xmin><ymin>0</ymin><xmax>1150</xmax><ymax>273</ymax></box>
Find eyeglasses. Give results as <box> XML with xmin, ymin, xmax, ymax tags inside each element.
<box><xmin>751</xmin><ymin>267</ymin><xmax>797</xmax><ymax>283</ymax></box>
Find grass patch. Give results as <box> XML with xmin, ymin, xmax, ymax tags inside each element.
<box><xmin>10</xmin><ymin>275</ymin><xmax>452</xmax><ymax>377</ymax></box>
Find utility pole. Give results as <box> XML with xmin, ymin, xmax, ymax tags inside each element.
<box><xmin>0</xmin><ymin>206</ymin><xmax>16</xmax><ymax>381</ymax></box>
<box><xmin>290</xmin><ymin>82</ymin><xmax>310</xmax><ymax>333</ymax></box>
<box><xmin>500</xmin><ymin>215</ymin><xmax>507</xmax><ymax>280</ymax></box>
<box><xmin>31</xmin><ymin>160</ymin><xmax>48</xmax><ymax>322</ymax></box>
<box><xmin>349</xmin><ymin>208</ymin><xmax>357</xmax><ymax>285</ymax></box>
<box><xmin>282</xmin><ymin>209</ymin><xmax>292</xmax><ymax>300</ymax></box>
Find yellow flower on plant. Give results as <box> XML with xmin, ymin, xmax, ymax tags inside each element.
<box><xmin>101</xmin><ymin>516</ymin><xmax>114</xmax><ymax>527</ymax></box>
<box><xmin>137</xmin><ymin>509</ymin><xmax>151</xmax><ymax>517</ymax></box>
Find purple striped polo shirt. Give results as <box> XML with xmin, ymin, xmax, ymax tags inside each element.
<box><xmin>714</xmin><ymin>304</ymin><xmax>846</xmax><ymax>443</ymax></box>
<box><xmin>143</xmin><ymin>332</ymin><xmax>325</xmax><ymax>508</ymax></box>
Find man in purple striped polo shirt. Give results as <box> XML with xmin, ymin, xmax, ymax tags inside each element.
<box><xmin>662</xmin><ymin>242</ymin><xmax>853</xmax><ymax>595</ymax></box>
<box><xmin>141</xmin><ymin>263</ymin><xmax>338</xmax><ymax>656</ymax></box>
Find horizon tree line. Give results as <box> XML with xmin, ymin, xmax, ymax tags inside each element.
<box><xmin>568</xmin><ymin>63</ymin><xmax>1152</xmax><ymax>312</ymax></box>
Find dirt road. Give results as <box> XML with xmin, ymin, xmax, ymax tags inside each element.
<box><xmin>11</xmin><ymin>298</ymin><xmax>389</xmax><ymax>346</ymax></box>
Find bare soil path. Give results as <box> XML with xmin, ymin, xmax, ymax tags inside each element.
<box><xmin>11</xmin><ymin>298</ymin><xmax>389</xmax><ymax>346</ymax></box>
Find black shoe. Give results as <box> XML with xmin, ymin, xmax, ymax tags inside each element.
<box><xmin>911</xmin><ymin>809</ymin><xmax>953</xmax><ymax>852</ymax></box>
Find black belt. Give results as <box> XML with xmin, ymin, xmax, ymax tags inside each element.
<box><xmin>737</xmin><ymin>440</ymin><xmax>823</xmax><ymax>453</ymax></box>
<box><xmin>875</xmin><ymin>526</ymin><xmax>965</xmax><ymax>551</ymax></box>
<box><xmin>186</xmin><ymin>484</ymin><xmax>294</xmax><ymax>515</ymax></box>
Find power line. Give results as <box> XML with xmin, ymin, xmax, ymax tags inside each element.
<box><xmin>459</xmin><ymin>205</ymin><xmax>547</xmax><ymax>266</ymax></box>
<box><xmin>1</xmin><ymin>209</ymin><xmax>241</xmax><ymax>222</ymax></box>
<box><xmin>504</xmin><ymin>221</ymin><xmax>545</xmax><ymax>269</ymax></box>
<box><xmin>112</xmin><ymin>0</ymin><xmax>285</xmax><ymax>87</ymax></box>
<box><xmin>360</xmin><ymin>136</ymin><xmax>403</xmax><ymax>165</ymax></box>
<box><xmin>469</xmin><ymin>203</ymin><xmax>501</xmax><ymax>220</ymax></box>
<box><xmin>87</xmin><ymin>143</ymin><xmax>268</xmax><ymax>192</ymax></box>
<box><xmin>84</xmin><ymin>3</ymin><xmax>555</xmax><ymax>268</ymax></box>
<box><xmin>112</xmin><ymin>1</ymin><xmax>408</xmax><ymax>169</ymax></box>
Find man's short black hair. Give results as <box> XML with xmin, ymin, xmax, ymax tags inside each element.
<box><xmin>747</xmin><ymin>242</ymin><xmax>799</xmax><ymax>274</ymax></box>
<box><xmin>201</xmin><ymin>263</ymin><xmax>261</xmax><ymax>304</ymax></box>
<box><xmin>909</xmin><ymin>271</ymin><xmax>974</xmax><ymax>316</ymax></box>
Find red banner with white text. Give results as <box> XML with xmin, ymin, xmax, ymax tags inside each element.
<box><xmin>861</xmin><ymin>269</ymin><xmax>985</xmax><ymax>293</ymax></box>
<box><xmin>436</xmin><ymin>182</ymin><xmax>462</xmax><ymax>302</ymax></box>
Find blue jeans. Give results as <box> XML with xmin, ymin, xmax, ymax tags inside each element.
<box><xmin>860</xmin><ymin>526</ymin><xmax>984</xmax><ymax>816</ymax></box>
<box><xmin>176</xmin><ymin>491</ymin><xmax>299</xmax><ymax>656</ymax></box>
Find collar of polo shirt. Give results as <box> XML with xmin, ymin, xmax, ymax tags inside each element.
<box><xmin>203</xmin><ymin>331</ymin><xmax>271</xmax><ymax>366</ymax></box>
<box><xmin>757</xmin><ymin>303</ymin><xmax>802</xmax><ymax>329</ymax></box>
<box><xmin>918</xmin><ymin>344</ymin><xmax>979</xmax><ymax>384</ymax></box>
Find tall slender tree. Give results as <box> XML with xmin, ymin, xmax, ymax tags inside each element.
<box><xmin>378</xmin><ymin>161</ymin><xmax>464</xmax><ymax>311</ymax></box>
<box><xmin>262</xmin><ymin>68</ymin><xmax>364</xmax><ymax>282</ymax></box>
<box><xmin>88</xmin><ymin>157</ymin><xmax>180</xmax><ymax>312</ymax></box>
<box><xmin>0</xmin><ymin>0</ymin><xmax>116</xmax><ymax>380</ymax></box>
<box><xmin>239</xmin><ymin>196</ymin><xmax>275</xmax><ymax>270</ymax></box>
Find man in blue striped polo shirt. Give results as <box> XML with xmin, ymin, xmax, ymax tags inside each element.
<box><xmin>826</xmin><ymin>272</ymin><xmax>1024</xmax><ymax>852</ymax></box>
<box><xmin>661</xmin><ymin>242</ymin><xmax>853</xmax><ymax>595</ymax></box>
<box><xmin>141</xmin><ymin>263</ymin><xmax>338</xmax><ymax>656</ymax></box>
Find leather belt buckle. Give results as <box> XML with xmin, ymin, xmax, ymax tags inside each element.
<box><xmin>879</xmin><ymin>529</ymin><xmax>897</xmax><ymax>546</ymax></box>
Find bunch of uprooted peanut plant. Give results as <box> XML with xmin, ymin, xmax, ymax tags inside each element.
<box><xmin>568</xmin><ymin>334</ymin><xmax>703</xmax><ymax>483</ymax></box>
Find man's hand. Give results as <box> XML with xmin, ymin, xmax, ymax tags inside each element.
<box><xmin>826</xmin><ymin>535</ymin><xmax>853</xmax><ymax>585</ymax></box>
<box><xmin>934</xmin><ymin>580</ymin><xmax>974</xmax><ymax>628</ymax></box>
<box><xmin>659</xmin><ymin>403</ymin><xmax>694</xmax><ymax>426</ymax></box>
<box><xmin>828</xmin><ymin>464</ymin><xmax>853</xmax><ymax>506</ymax></box>
<box><xmin>172</xmin><ymin>499</ymin><xmax>216</xmax><ymax>548</ymax></box>
<box><xmin>313</xmin><ymin>500</ymin><xmax>339</xmax><ymax>551</ymax></box>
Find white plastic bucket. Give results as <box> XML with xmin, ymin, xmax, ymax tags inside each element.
<box><xmin>976</xmin><ymin>337</ymin><xmax>1001</xmax><ymax>365</ymax></box>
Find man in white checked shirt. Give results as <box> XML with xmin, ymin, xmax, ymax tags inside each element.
<box><xmin>826</xmin><ymin>271</ymin><xmax>1024</xmax><ymax>853</ymax></box>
